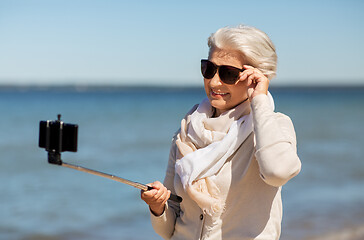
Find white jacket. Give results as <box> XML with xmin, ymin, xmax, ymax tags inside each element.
<box><xmin>150</xmin><ymin>94</ymin><xmax>301</xmax><ymax>240</ymax></box>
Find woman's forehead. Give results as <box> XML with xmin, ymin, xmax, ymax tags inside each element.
<box><xmin>209</xmin><ymin>48</ymin><xmax>244</xmax><ymax>66</ymax></box>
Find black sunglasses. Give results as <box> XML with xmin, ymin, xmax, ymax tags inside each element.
<box><xmin>201</xmin><ymin>59</ymin><xmax>245</xmax><ymax>85</ymax></box>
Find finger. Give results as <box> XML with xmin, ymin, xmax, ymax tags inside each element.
<box><xmin>251</xmin><ymin>69</ymin><xmax>269</xmax><ymax>83</ymax></box>
<box><xmin>246</xmin><ymin>73</ymin><xmax>258</xmax><ymax>86</ymax></box>
<box><xmin>247</xmin><ymin>86</ymin><xmax>255</xmax><ymax>99</ymax></box>
<box><xmin>247</xmin><ymin>73</ymin><xmax>258</xmax><ymax>83</ymax></box>
<box><xmin>244</xmin><ymin>65</ymin><xmax>265</xmax><ymax>76</ymax></box>
<box><xmin>141</xmin><ymin>188</ymin><xmax>158</xmax><ymax>200</ymax></box>
<box><xmin>248</xmin><ymin>71</ymin><xmax>267</xmax><ymax>84</ymax></box>
<box><xmin>144</xmin><ymin>182</ymin><xmax>155</xmax><ymax>191</ymax></box>
<box><xmin>154</xmin><ymin>188</ymin><xmax>168</xmax><ymax>204</ymax></box>
<box><xmin>239</xmin><ymin>71</ymin><xmax>247</xmax><ymax>81</ymax></box>
<box><xmin>162</xmin><ymin>190</ymin><xmax>171</xmax><ymax>204</ymax></box>
<box><xmin>151</xmin><ymin>181</ymin><xmax>163</xmax><ymax>190</ymax></box>
<box><xmin>141</xmin><ymin>182</ymin><xmax>159</xmax><ymax>195</ymax></box>
<box><xmin>153</xmin><ymin>187</ymin><xmax>166</xmax><ymax>201</ymax></box>
<box><xmin>240</xmin><ymin>68</ymin><xmax>254</xmax><ymax>82</ymax></box>
<box><xmin>243</xmin><ymin>65</ymin><xmax>254</xmax><ymax>69</ymax></box>
<box><xmin>141</xmin><ymin>188</ymin><xmax>165</xmax><ymax>207</ymax></box>
<box><xmin>252</xmin><ymin>74</ymin><xmax>269</xmax><ymax>89</ymax></box>
<box><xmin>237</xmin><ymin>72</ymin><xmax>247</xmax><ymax>85</ymax></box>
<box><xmin>142</xmin><ymin>181</ymin><xmax>171</xmax><ymax>205</ymax></box>
<box><xmin>242</xmin><ymin>66</ymin><xmax>264</xmax><ymax>79</ymax></box>
<box><xmin>144</xmin><ymin>181</ymin><xmax>161</xmax><ymax>195</ymax></box>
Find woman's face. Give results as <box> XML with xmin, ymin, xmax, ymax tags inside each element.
<box><xmin>204</xmin><ymin>48</ymin><xmax>248</xmax><ymax>116</ymax></box>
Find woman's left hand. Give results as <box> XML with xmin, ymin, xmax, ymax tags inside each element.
<box><xmin>239</xmin><ymin>65</ymin><xmax>270</xmax><ymax>100</ymax></box>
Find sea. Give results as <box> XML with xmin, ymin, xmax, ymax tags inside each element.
<box><xmin>1</xmin><ymin>85</ymin><xmax>364</xmax><ymax>240</ymax></box>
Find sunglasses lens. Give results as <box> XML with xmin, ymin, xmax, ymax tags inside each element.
<box><xmin>219</xmin><ymin>66</ymin><xmax>241</xmax><ymax>84</ymax></box>
<box><xmin>201</xmin><ymin>60</ymin><xmax>216</xmax><ymax>79</ymax></box>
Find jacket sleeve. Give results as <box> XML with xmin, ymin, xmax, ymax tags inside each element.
<box><xmin>150</xmin><ymin>134</ymin><xmax>180</xmax><ymax>239</ymax></box>
<box><xmin>251</xmin><ymin>94</ymin><xmax>301</xmax><ymax>187</ymax></box>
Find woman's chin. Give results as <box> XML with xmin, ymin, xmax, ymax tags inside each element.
<box><xmin>209</xmin><ymin>99</ymin><xmax>229</xmax><ymax>112</ymax></box>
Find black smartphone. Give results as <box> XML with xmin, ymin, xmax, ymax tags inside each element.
<box><xmin>39</xmin><ymin>120</ymin><xmax>78</xmax><ymax>152</ymax></box>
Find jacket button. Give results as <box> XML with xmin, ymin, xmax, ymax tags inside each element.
<box><xmin>200</xmin><ymin>214</ymin><xmax>203</xmax><ymax>220</ymax></box>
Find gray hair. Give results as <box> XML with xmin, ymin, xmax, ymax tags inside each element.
<box><xmin>208</xmin><ymin>25</ymin><xmax>277</xmax><ymax>80</ymax></box>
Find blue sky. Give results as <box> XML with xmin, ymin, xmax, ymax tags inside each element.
<box><xmin>0</xmin><ymin>0</ymin><xmax>363</xmax><ymax>86</ymax></box>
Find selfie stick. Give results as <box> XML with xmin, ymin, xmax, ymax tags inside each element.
<box><xmin>41</xmin><ymin>115</ymin><xmax>182</xmax><ymax>203</ymax></box>
<box><xmin>46</xmin><ymin>150</ymin><xmax>182</xmax><ymax>203</ymax></box>
<box><xmin>63</xmin><ymin>162</ymin><xmax>183</xmax><ymax>203</ymax></box>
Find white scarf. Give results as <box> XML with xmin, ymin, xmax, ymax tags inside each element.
<box><xmin>175</xmin><ymin>93</ymin><xmax>274</xmax><ymax>215</ymax></box>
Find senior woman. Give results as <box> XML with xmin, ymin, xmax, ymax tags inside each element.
<box><xmin>141</xmin><ymin>25</ymin><xmax>301</xmax><ymax>240</ymax></box>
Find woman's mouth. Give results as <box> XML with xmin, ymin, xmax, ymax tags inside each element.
<box><xmin>211</xmin><ymin>89</ymin><xmax>229</xmax><ymax>97</ymax></box>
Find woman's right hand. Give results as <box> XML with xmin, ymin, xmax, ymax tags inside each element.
<box><xmin>141</xmin><ymin>181</ymin><xmax>171</xmax><ymax>216</ymax></box>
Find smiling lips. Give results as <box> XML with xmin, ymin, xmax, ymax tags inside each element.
<box><xmin>211</xmin><ymin>89</ymin><xmax>229</xmax><ymax>97</ymax></box>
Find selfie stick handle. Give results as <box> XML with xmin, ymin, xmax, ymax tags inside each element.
<box><xmin>61</xmin><ymin>162</ymin><xmax>182</xmax><ymax>203</ymax></box>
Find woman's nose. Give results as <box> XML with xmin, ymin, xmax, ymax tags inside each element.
<box><xmin>209</xmin><ymin>73</ymin><xmax>223</xmax><ymax>87</ymax></box>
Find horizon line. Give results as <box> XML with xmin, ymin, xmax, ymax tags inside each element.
<box><xmin>1</xmin><ymin>83</ymin><xmax>364</xmax><ymax>91</ymax></box>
